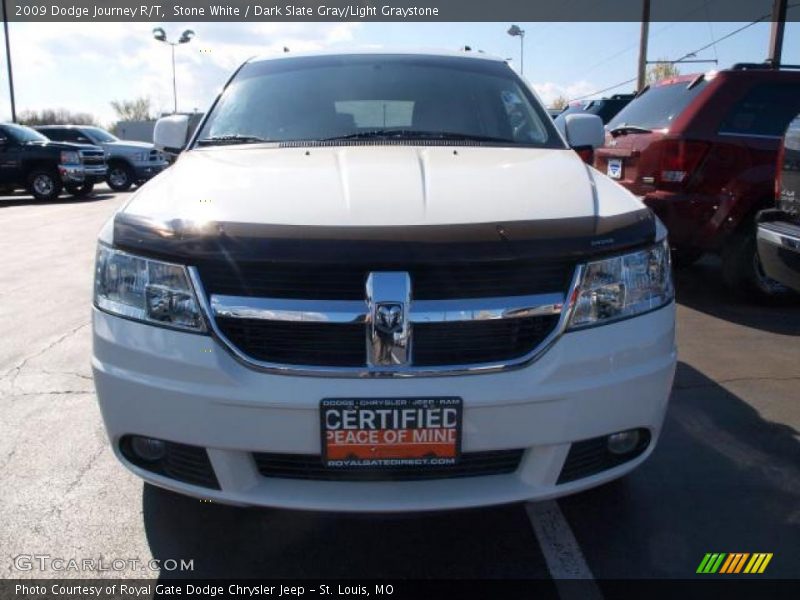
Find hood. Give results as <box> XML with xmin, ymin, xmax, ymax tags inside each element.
<box><xmin>106</xmin><ymin>140</ymin><xmax>154</xmax><ymax>151</ymax></box>
<box><xmin>123</xmin><ymin>145</ymin><xmax>642</xmax><ymax>226</ymax></box>
<box><xmin>115</xmin><ymin>145</ymin><xmax>653</xmax><ymax>263</ymax></box>
<box><xmin>28</xmin><ymin>140</ymin><xmax>102</xmax><ymax>152</ymax></box>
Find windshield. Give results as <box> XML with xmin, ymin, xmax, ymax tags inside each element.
<box><xmin>83</xmin><ymin>127</ymin><xmax>118</xmax><ymax>143</ymax></box>
<box><xmin>5</xmin><ymin>123</ymin><xmax>49</xmax><ymax>143</ymax></box>
<box><xmin>607</xmin><ymin>80</ymin><xmax>708</xmax><ymax>131</ymax></box>
<box><xmin>197</xmin><ymin>54</ymin><xmax>562</xmax><ymax>148</ymax></box>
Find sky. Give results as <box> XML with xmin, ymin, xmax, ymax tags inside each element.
<box><xmin>3</xmin><ymin>17</ymin><xmax>800</xmax><ymax>126</ymax></box>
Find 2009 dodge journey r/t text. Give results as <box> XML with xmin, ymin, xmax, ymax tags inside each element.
<box><xmin>92</xmin><ymin>51</ymin><xmax>677</xmax><ymax>511</ymax></box>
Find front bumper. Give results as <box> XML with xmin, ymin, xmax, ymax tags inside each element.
<box><xmin>59</xmin><ymin>165</ymin><xmax>108</xmax><ymax>183</ymax></box>
<box><xmin>757</xmin><ymin>210</ymin><xmax>800</xmax><ymax>293</ymax></box>
<box><xmin>92</xmin><ymin>304</ymin><xmax>677</xmax><ymax>511</ymax></box>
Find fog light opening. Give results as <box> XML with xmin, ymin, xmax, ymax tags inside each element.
<box><xmin>607</xmin><ymin>430</ymin><xmax>641</xmax><ymax>455</ymax></box>
<box><xmin>130</xmin><ymin>436</ymin><xmax>167</xmax><ymax>462</ymax></box>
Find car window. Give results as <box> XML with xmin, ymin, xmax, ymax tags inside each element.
<box><xmin>198</xmin><ymin>54</ymin><xmax>562</xmax><ymax>148</ymax></box>
<box><xmin>335</xmin><ymin>100</ymin><xmax>414</xmax><ymax>128</ymax></box>
<box><xmin>4</xmin><ymin>123</ymin><xmax>49</xmax><ymax>143</ymax></box>
<box><xmin>44</xmin><ymin>129</ymin><xmax>91</xmax><ymax>143</ymax></box>
<box><xmin>41</xmin><ymin>129</ymin><xmax>69</xmax><ymax>141</ymax></box>
<box><xmin>719</xmin><ymin>82</ymin><xmax>800</xmax><ymax>137</ymax></box>
<box><xmin>607</xmin><ymin>80</ymin><xmax>708</xmax><ymax>130</ymax></box>
<box><xmin>83</xmin><ymin>127</ymin><xmax>118</xmax><ymax>143</ymax></box>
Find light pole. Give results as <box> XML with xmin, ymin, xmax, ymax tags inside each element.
<box><xmin>507</xmin><ymin>24</ymin><xmax>525</xmax><ymax>76</ymax></box>
<box><xmin>1</xmin><ymin>0</ymin><xmax>16</xmax><ymax>122</ymax></box>
<box><xmin>152</xmin><ymin>28</ymin><xmax>194</xmax><ymax>114</ymax></box>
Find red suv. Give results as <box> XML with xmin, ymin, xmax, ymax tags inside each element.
<box><xmin>594</xmin><ymin>63</ymin><xmax>800</xmax><ymax>299</ymax></box>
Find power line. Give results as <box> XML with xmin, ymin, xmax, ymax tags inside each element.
<box><xmin>673</xmin><ymin>19</ymin><xmax>767</xmax><ymax>64</ymax></box>
<box><xmin>568</xmin><ymin>8</ymin><xmax>785</xmax><ymax>104</ymax></box>
<box><xmin>672</xmin><ymin>1</ymin><xmax>800</xmax><ymax>63</ymax></box>
<box><xmin>568</xmin><ymin>77</ymin><xmax>637</xmax><ymax>102</ymax></box>
<box><xmin>576</xmin><ymin>0</ymin><xmax>723</xmax><ymax>82</ymax></box>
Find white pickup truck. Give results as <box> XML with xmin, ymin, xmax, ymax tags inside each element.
<box><xmin>92</xmin><ymin>50</ymin><xmax>676</xmax><ymax>511</ymax></box>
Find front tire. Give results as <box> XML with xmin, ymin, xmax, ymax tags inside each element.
<box><xmin>107</xmin><ymin>163</ymin><xmax>133</xmax><ymax>191</ymax></box>
<box><xmin>722</xmin><ymin>229</ymin><xmax>793</xmax><ymax>303</ymax></box>
<box><xmin>27</xmin><ymin>169</ymin><xmax>62</xmax><ymax>202</ymax></box>
<box><xmin>65</xmin><ymin>181</ymin><xmax>95</xmax><ymax>197</ymax></box>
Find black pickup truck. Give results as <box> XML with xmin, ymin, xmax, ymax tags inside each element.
<box><xmin>0</xmin><ymin>123</ymin><xmax>107</xmax><ymax>201</ymax></box>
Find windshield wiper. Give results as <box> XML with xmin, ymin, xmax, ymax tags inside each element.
<box><xmin>608</xmin><ymin>124</ymin><xmax>652</xmax><ymax>137</ymax></box>
<box><xmin>196</xmin><ymin>134</ymin><xmax>269</xmax><ymax>146</ymax></box>
<box><xmin>320</xmin><ymin>129</ymin><xmax>514</xmax><ymax>144</ymax></box>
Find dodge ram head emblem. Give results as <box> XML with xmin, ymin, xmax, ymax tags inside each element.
<box><xmin>366</xmin><ymin>273</ymin><xmax>411</xmax><ymax>368</ymax></box>
<box><xmin>375</xmin><ymin>303</ymin><xmax>403</xmax><ymax>334</ymax></box>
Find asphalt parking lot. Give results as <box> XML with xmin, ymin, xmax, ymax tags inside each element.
<box><xmin>1</xmin><ymin>187</ymin><xmax>798</xmax><ymax>583</ymax></box>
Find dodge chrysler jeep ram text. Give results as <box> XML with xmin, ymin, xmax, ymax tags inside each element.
<box><xmin>92</xmin><ymin>51</ymin><xmax>677</xmax><ymax>511</ymax></box>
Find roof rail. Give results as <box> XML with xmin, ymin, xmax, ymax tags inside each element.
<box><xmin>731</xmin><ymin>61</ymin><xmax>800</xmax><ymax>71</ymax></box>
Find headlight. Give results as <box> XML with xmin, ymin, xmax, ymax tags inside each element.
<box><xmin>60</xmin><ymin>150</ymin><xmax>80</xmax><ymax>165</ymax></box>
<box><xmin>94</xmin><ymin>244</ymin><xmax>205</xmax><ymax>332</ymax></box>
<box><xmin>568</xmin><ymin>239</ymin><xmax>673</xmax><ymax>329</ymax></box>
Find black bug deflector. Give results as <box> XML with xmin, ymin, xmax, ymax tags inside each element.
<box><xmin>111</xmin><ymin>209</ymin><xmax>656</xmax><ymax>265</ymax></box>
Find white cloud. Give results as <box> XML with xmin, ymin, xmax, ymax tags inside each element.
<box><xmin>0</xmin><ymin>22</ymin><xmax>361</xmax><ymax>125</ymax></box>
<box><xmin>530</xmin><ymin>80</ymin><xmax>598</xmax><ymax>107</ymax></box>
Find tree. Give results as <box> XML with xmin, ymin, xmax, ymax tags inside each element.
<box><xmin>110</xmin><ymin>97</ymin><xmax>153</xmax><ymax>122</ymax></box>
<box><xmin>18</xmin><ymin>108</ymin><xmax>98</xmax><ymax>126</ymax></box>
<box><xmin>551</xmin><ymin>95</ymin><xmax>568</xmax><ymax>110</ymax></box>
<box><xmin>646</xmin><ymin>60</ymin><xmax>680</xmax><ymax>85</ymax></box>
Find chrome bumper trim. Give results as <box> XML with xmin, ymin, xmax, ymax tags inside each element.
<box><xmin>757</xmin><ymin>222</ymin><xmax>800</xmax><ymax>252</ymax></box>
<box><xmin>209</xmin><ymin>292</ymin><xmax>565</xmax><ymax>324</ymax></box>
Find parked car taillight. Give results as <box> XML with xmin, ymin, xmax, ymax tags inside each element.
<box><xmin>657</xmin><ymin>140</ymin><xmax>710</xmax><ymax>190</ymax></box>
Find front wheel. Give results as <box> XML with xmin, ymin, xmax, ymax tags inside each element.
<box><xmin>27</xmin><ymin>169</ymin><xmax>63</xmax><ymax>202</ymax></box>
<box><xmin>107</xmin><ymin>163</ymin><xmax>133</xmax><ymax>191</ymax></box>
<box><xmin>65</xmin><ymin>181</ymin><xmax>95</xmax><ymax>197</ymax></box>
<box><xmin>722</xmin><ymin>229</ymin><xmax>793</xmax><ymax>303</ymax></box>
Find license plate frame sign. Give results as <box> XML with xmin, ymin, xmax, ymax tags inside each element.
<box><xmin>320</xmin><ymin>398</ymin><xmax>462</xmax><ymax>469</ymax></box>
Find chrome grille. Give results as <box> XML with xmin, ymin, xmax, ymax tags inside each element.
<box><xmin>215</xmin><ymin>315</ymin><xmax>559</xmax><ymax>368</ymax></box>
<box><xmin>80</xmin><ymin>150</ymin><xmax>105</xmax><ymax>165</ymax></box>
<box><xmin>190</xmin><ymin>264</ymin><xmax>580</xmax><ymax>377</ymax></box>
<box><xmin>194</xmin><ymin>258</ymin><xmax>575</xmax><ymax>300</ymax></box>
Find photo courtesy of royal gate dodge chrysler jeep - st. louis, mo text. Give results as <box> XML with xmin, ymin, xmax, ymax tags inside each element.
<box><xmin>91</xmin><ymin>51</ymin><xmax>676</xmax><ymax>511</ymax></box>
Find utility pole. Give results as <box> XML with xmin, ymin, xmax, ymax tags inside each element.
<box><xmin>1</xmin><ymin>0</ymin><xmax>16</xmax><ymax>122</ymax></box>
<box><xmin>637</xmin><ymin>0</ymin><xmax>651</xmax><ymax>91</ymax></box>
<box><xmin>171</xmin><ymin>45</ymin><xmax>177</xmax><ymax>114</ymax></box>
<box><xmin>768</xmin><ymin>0</ymin><xmax>787</xmax><ymax>66</ymax></box>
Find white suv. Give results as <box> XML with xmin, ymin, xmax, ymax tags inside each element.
<box><xmin>92</xmin><ymin>51</ymin><xmax>676</xmax><ymax>511</ymax></box>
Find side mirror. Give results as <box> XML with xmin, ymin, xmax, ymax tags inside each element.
<box><xmin>153</xmin><ymin>115</ymin><xmax>190</xmax><ymax>154</ymax></box>
<box><xmin>555</xmin><ymin>113</ymin><xmax>605</xmax><ymax>149</ymax></box>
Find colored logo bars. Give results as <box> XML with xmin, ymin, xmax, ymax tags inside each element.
<box><xmin>696</xmin><ymin>553</ymin><xmax>773</xmax><ymax>574</ymax></box>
